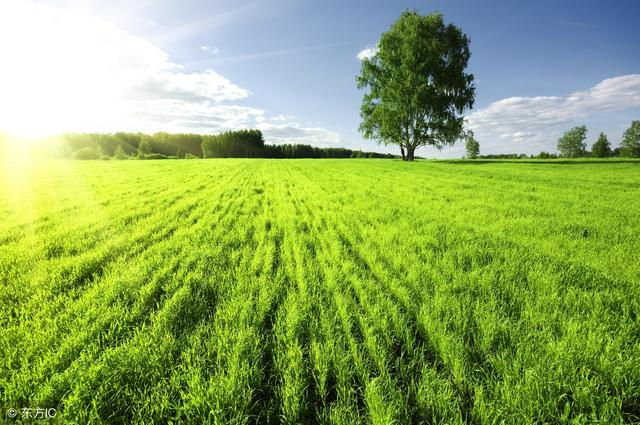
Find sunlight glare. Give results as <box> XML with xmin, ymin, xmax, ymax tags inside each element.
<box><xmin>0</xmin><ymin>2</ymin><xmax>127</xmax><ymax>137</ymax></box>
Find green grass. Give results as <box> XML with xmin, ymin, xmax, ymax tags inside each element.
<box><xmin>1</xmin><ymin>158</ymin><xmax>639</xmax><ymax>424</ymax></box>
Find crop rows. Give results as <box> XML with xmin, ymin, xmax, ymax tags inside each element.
<box><xmin>1</xmin><ymin>159</ymin><xmax>639</xmax><ymax>424</ymax></box>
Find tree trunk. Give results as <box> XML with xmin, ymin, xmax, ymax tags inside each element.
<box><xmin>400</xmin><ymin>146</ymin><xmax>406</xmax><ymax>161</ymax></box>
<box><xmin>406</xmin><ymin>147</ymin><xmax>415</xmax><ymax>161</ymax></box>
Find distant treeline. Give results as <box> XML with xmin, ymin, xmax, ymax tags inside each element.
<box><xmin>200</xmin><ymin>130</ymin><xmax>395</xmax><ymax>159</ymax></box>
<box><xmin>4</xmin><ymin>130</ymin><xmax>397</xmax><ymax>160</ymax></box>
<box><xmin>477</xmin><ymin>146</ymin><xmax>630</xmax><ymax>160</ymax></box>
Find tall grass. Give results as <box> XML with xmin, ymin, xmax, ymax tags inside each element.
<box><xmin>1</xmin><ymin>159</ymin><xmax>639</xmax><ymax>423</ymax></box>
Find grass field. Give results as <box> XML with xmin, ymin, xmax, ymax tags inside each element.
<box><xmin>1</xmin><ymin>159</ymin><xmax>639</xmax><ymax>424</ymax></box>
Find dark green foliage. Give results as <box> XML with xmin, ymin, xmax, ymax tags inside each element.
<box><xmin>70</xmin><ymin>146</ymin><xmax>99</xmax><ymax>160</ymax></box>
<box><xmin>591</xmin><ymin>133</ymin><xmax>612</xmax><ymax>158</ymax></box>
<box><xmin>137</xmin><ymin>138</ymin><xmax>153</xmax><ymax>158</ymax></box>
<box><xmin>114</xmin><ymin>132</ymin><xmax>143</xmax><ymax>156</ymax></box>
<box><xmin>478</xmin><ymin>153</ymin><xmax>529</xmax><ymax>159</ymax></box>
<box><xmin>200</xmin><ymin>130</ymin><xmax>396</xmax><ymax>159</ymax></box>
<box><xmin>557</xmin><ymin>126</ymin><xmax>587</xmax><ymax>158</ymax></box>
<box><xmin>21</xmin><ymin>131</ymin><xmax>397</xmax><ymax>160</ymax></box>
<box><xmin>620</xmin><ymin>120</ymin><xmax>640</xmax><ymax>157</ymax></box>
<box><xmin>149</xmin><ymin>132</ymin><xmax>204</xmax><ymax>157</ymax></box>
<box><xmin>357</xmin><ymin>11</ymin><xmax>475</xmax><ymax>160</ymax></box>
<box><xmin>536</xmin><ymin>151</ymin><xmax>558</xmax><ymax>159</ymax></box>
<box><xmin>350</xmin><ymin>149</ymin><xmax>395</xmax><ymax>158</ymax></box>
<box><xmin>266</xmin><ymin>144</ymin><xmax>324</xmax><ymax>159</ymax></box>
<box><xmin>202</xmin><ymin>129</ymin><xmax>265</xmax><ymax>158</ymax></box>
<box><xmin>266</xmin><ymin>144</ymin><xmax>395</xmax><ymax>159</ymax></box>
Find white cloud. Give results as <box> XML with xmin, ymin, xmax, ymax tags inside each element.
<box><xmin>200</xmin><ymin>44</ymin><xmax>219</xmax><ymax>55</ymax></box>
<box><xmin>0</xmin><ymin>1</ymin><xmax>343</xmax><ymax>147</ymax></box>
<box><xmin>465</xmin><ymin>75</ymin><xmax>640</xmax><ymax>154</ymax></box>
<box><xmin>258</xmin><ymin>121</ymin><xmax>344</xmax><ymax>147</ymax></box>
<box><xmin>357</xmin><ymin>45</ymin><xmax>377</xmax><ymax>61</ymax></box>
<box><xmin>271</xmin><ymin>114</ymin><xmax>295</xmax><ymax>122</ymax></box>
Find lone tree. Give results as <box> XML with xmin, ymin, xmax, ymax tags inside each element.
<box><xmin>620</xmin><ymin>120</ymin><xmax>640</xmax><ymax>157</ymax></box>
<box><xmin>591</xmin><ymin>132</ymin><xmax>612</xmax><ymax>158</ymax></box>
<box><xmin>557</xmin><ymin>126</ymin><xmax>587</xmax><ymax>158</ymax></box>
<box><xmin>357</xmin><ymin>11</ymin><xmax>475</xmax><ymax>161</ymax></box>
<box><xmin>464</xmin><ymin>129</ymin><xmax>480</xmax><ymax>159</ymax></box>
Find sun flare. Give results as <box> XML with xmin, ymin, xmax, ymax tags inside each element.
<box><xmin>0</xmin><ymin>3</ymin><xmax>131</xmax><ymax>137</ymax></box>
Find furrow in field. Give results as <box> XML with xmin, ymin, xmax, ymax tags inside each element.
<box><xmin>48</xmin><ymin>165</ymin><xmax>258</xmax><ymax>421</ymax></box>
<box><xmin>280</xmin><ymin>163</ymin><xmax>410</xmax><ymax>423</ymax></box>
<box><xmin>0</xmin><ymin>163</ymin><xmax>255</xmax><ymax>412</ymax></box>
<box><xmin>287</xmin><ymin>161</ymin><xmax>638</xmax><ymax>422</ymax></box>
<box><xmin>2</xmin><ymin>159</ymin><xmax>639</xmax><ymax>424</ymax></box>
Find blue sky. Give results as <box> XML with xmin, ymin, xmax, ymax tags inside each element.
<box><xmin>1</xmin><ymin>0</ymin><xmax>639</xmax><ymax>157</ymax></box>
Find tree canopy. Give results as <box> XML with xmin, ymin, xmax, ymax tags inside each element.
<box><xmin>557</xmin><ymin>126</ymin><xmax>587</xmax><ymax>158</ymax></box>
<box><xmin>137</xmin><ymin>138</ymin><xmax>153</xmax><ymax>158</ymax></box>
<box><xmin>112</xmin><ymin>144</ymin><xmax>127</xmax><ymax>160</ymax></box>
<box><xmin>464</xmin><ymin>129</ymin><xmax>480</xmax><ymax>159</ymax></box>
<box><xmin>620</xmin><ymin>120</ymin><xmax>640</xmax><ymax>157</ymax></box>
<box><xmin>16</xmin><ymin>131</ymin><xmax>395</xmax><ymax>160</ymax></box>
<box><xmin>202</xmin><ymin>130</ymin><xmax>265</xmax><ymax>158</ymax></box>
<box><xmin>591</xmin><ymin>132</ymin><xmax>612</xmax><ymax>158</ymax></box>
<box><xmin>357</xmin><ymin>11</ymin><xmax>475</xmax><ymax>161</ymax></box>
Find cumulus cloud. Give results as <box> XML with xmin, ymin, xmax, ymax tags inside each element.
<box><xmin>0</xmin><ymin>1</ymin><xmax>343</xmax><ymax>147</ymax></box>
<box><xmin>357</xmin><ymin>45</ymin><xmax>377</xmax><ymax>61</ymax></box>
<box><xmin>258</xmin><ymin>121</ymin><xmax>344</xmax><ymax>147</ymax></box>
<box><xmin>465</xmin><ymin>74</ymin><xmax>640</xmax><ymax>154</ymax></box>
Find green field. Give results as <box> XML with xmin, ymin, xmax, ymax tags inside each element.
<box><xmin>1</xmin><ymin>159</ymin><xmax>639</xmax><ymax>424</ymax></box>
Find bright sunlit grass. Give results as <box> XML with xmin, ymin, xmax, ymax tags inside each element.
<box><xmin>1</xmin><ymin>159</ymin><xmax>639</xmax><ymax>423</ymax></box>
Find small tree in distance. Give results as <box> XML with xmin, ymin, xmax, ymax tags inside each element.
<box><xmin>620</xmin><ymin>120</ymin><xmax>640</xmax><ymax>157</ymax></box>
<box><xmin>557</xmin><ymin>126</ymin><xmax>587</xmax><ymax>158</ymax></box>
<box><xmin>137</xmin><ymin>139</ymin><xmax>153</xmax><ymax>158</ymax></box>
<box><xmin>357</xmin><ymin>11</ymin><xmax>475</xmax><ymax>161</ymax></box>
<box><xmin>591</xmin><ymin>132</ymin><xmax>612</xmax><ymax>158</ymax></box>
<box><xmin>113</xmin><ymin>144</ymin><xmax>127</xmax><ymax>160</ymax></box>
<box><xmin>537</xmin><ymin>151</ymin><xmax>554</xmax><ymax>159</ymax></box>
<box><xmin>464</xmin><ymin>129</ymin><xmax>480</xmax><ymax>159</ymax></box>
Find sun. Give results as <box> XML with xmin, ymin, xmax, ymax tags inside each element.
<box><xmin>0</xmin><ymin>2</ymin><xmax>123</xmax><ymax>138</ymax></box>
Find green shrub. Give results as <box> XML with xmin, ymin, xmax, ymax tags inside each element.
<box><xmin>112</xmin><ymin>144</ymin><xmax>128</xmax><ymax>160</ymax></box>
<box><xmin>71</xmin><ymin>147</ymin><xmax>99</xmax><ymax>160</ymax></box>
